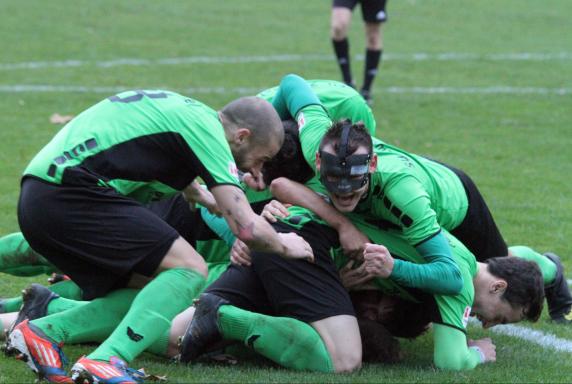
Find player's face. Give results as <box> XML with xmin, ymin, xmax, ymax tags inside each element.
<box><xmin>234</xmin><ymin>139</ymin><xmax>281</xmax><ymax>178</ymax></box>
<box><xmin>317</xmin><ymin>144</ymin><xmax>372</xmax><ymax>213</ymax></box>
<box><xmin>471</xmin><ymin>296</ymin><xmax>526</xmax><ymax>329</ymax></box>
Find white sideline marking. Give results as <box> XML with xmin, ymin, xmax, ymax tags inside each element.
<box><xmin>490</xmin><ymin>324</ymin><xmax>572</xmax><ymax>354</ymax></box>
<box><xmin>469</xmin><ymin>319</ymin><xmax>572</xmax><ymax>354</ymax></box>
<box><xmin>0</xmin><ymin>52</ymin><xmax>571</xmax><ymax>71</ymax></box>
<box><xmin>1</xmin><ymin>85</ymin><xmax>571</xmax><ymax>96</ymax></box>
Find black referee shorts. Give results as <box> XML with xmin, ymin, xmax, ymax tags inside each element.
<box><xmin>333</xmin><ymin>0</ymin><xmax>388</xmax><ymax>23</ymax></box>
<box><xmin>18</xmin><ymin>177</ymin><xmax>180</xmax><ymax>300</ymax></box>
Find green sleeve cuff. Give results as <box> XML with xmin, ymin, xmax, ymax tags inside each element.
<box><xmin>200</xmin><ymin>207</ymin><xmax>236</xmax><ymax>247</ymax></box>
<box><xmin>272</xmin><ymin>74</ymin><xmax>322</xmax><ymax>119</ymax></box>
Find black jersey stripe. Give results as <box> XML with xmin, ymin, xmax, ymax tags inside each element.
<box><xmin>65</xmin><ymin>132</ymin><xmax>217</xmax><ymax>191</ymax></box>
<box><xmin>382</xmin><ymin>195</ymin><xmax>414</xmax><ymax>228</ymax></box>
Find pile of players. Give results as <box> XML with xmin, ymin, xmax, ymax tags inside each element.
<box><xmin>1</xmin><ymin>74</ymin><xmax>570</xmax><ymax>383</ymax></box>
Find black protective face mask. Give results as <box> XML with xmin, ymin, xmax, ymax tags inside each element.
<box><xmin>319</xmin><ymin>124</ymin><xmax>371</xmax><ymax>194</ymax></box>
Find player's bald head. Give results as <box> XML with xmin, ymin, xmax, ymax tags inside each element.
<box><xmin>221</xmin><ymin>96</ymin><xmax>284</xmax><ymax>148</ymax></box>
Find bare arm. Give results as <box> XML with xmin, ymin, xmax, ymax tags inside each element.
<box><xmin>211</xmin><ymin>184</ymin><xmax>313</xmax><ymax>261</ymax></box>
<box><xmin>270</xmin><ymin>177</ymin><xmax>368</xmax><ymax>258</ymax></box>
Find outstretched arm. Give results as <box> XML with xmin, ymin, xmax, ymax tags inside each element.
<box><xmin>362</xmin><ymin>238</ymin><xmax>463</xmax><ymax>295</ymax></box>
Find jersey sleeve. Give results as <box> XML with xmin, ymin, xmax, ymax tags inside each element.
<box><xmin>173</xmin><ymin>108</ymin><xmax>241</xmax><ymax>189</ymax></box>
<box><xmin>270</xmin><ymin>74</ymin><xmax>332</xmax><ymax>171</ymax></box>
<box><xmin>432</xmin><ymin>248</ymin><xmax>475</xmax><ymax>332</ymax></box>
<box><xmin>390</xmin><ymin>231</ymin><xmax>463</xmax><ymax>295</ymax></box>
<box><xmin>199</xmin><ymin>207</ymin><xmax>236</xmax><ymax>247</ymax></box>
<box><xmin>433</xmin><ymin>324</ymin><xmax>482</xmax><ymax>370</ymax></box>
<box><xmin>298</xmin><ymin>106</ymin><xmax>334</xmax><ymax>171</ymax></box>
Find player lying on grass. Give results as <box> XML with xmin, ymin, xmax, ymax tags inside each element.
<box><xmin>267</xmin><ymin>74</ymin><xmax>571</xmax><ymax>321</ymax></box>
<box><xmin>7</xmin><ymin>89</ymin><xmax>314</xmax><ymax>384</ymax></box>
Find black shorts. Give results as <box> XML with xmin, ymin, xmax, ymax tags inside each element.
<box><xmin>147</xmin><ymin>194</ymin><xmax>210</xmax><ymax>247</ymax></box>
<box><xmin>206</xmin><ymin>222</ymin><xmax>355</xmax><ymax>323</ymax></box>
<box><xmin>333</xmin><ymin>0</ymin><xmax>388</xmax><ymax>23</ymax></box>
<box><xmin>444</xmin><ymin>166</ymin><xmax>508</xmax><ymax>261</ymax></box>
<box><xmin>18</xmin><ymin>177</ymin><xmax>180</xmax><ymax>300</ymax></box>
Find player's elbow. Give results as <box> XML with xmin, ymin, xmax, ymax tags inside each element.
<box><xmin>436</xmin><ymin>263</ymin><xmax>463</xmax><ymax>296</ymax></box>
<box><xmin>269</xmin><ymin>177</ymin><xmax>290</xmax><ymax>199</ymax></box>
<box><xmin>447</xmin><ymin>265</ymin><xmax>464</xmax><ymax>295</ymax></box>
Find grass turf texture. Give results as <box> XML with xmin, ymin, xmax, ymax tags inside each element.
<box><xmin>0</xmin><ymin>0</ymin><xmax>571</xmax><ymax>382</ymax></box>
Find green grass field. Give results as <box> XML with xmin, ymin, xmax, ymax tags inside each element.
<box><xmin>1</xmin><ymin>0</ymin><xmax>571</xmax><ymax>382</ymax></box>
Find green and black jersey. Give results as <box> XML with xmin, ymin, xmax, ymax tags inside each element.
<box><xmin>24</xmin><ymin>90</ymin><xmax>240</xmax><ymax>204</ymax></box>
<box><xmin>355</xmin><ymin>137</ymin><xmax>468</xmax><ymax>246</ymax></box>
<box><xmin>257</xmin><ymin>79</ymin><xmax>376</xmax><ymax>135</ymax></box>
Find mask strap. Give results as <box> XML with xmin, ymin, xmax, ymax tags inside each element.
<box><xmin>338</xmin><ymin>123</ymin><xmax>351</xmax><ymax>160</ymax></box>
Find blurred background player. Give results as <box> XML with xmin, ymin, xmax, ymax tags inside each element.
<box><xmin>331</xmin><ymin>0</ymin><xmax>389</xmax><ymax>105</ymax></box>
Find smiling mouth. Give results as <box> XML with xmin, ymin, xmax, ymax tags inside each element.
<box><xmin>334</xmin><ymin>194</ymin><xmax>355</xmax><ymax>204</ymax></box>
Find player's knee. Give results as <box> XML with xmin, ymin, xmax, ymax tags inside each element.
<box><xmin>365</xmin><ymin>33</ymin><xmax>381</xmax><ymax>49</ymax></box>
<box><xmin>333</xmin><ymin>348</ymin><xmax>362</xmax><ymax>373</ymax></box>
<box><xmin>184</xmin><ymin>256</ymin><xmax>208</xmax><ymax>278</ymax></box>
<box><xmin>160</xmin><ymin>238</ymin><xmax>208</xmax><ymax>278</ymax></box>
<box><xmin>331</xmin><ymin>22</ymin><xmax>349</xmax><ymax>40</ymax></box>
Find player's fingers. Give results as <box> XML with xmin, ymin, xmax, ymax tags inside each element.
<box><xmin>340</xmin><ymin>259</ymin><xmax>355</xmax><ymax>272</ymax></box>
<box><xmin>306</xmin><ymin>247</ymin><xmax>314</xmax><ymax>263</ymax></box>
<box><xmin>262</xmin><ymin>210</ymin><xmax>277</xmax><ymax>223</ymax></box>
<box><xmin>231</xmin><ymin>250</ymin><xmax>251</xmax><ymax>266</ymax></box>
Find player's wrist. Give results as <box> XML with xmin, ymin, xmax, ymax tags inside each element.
<box><xmin>276</xmin><ymin>232</ymin><xmax>291</xmax><ymax>256</ymax></box>
<box><xmin>469</xmin><ymin>346</ymin><xmax>486</xmax><ymax>363</ymax></box>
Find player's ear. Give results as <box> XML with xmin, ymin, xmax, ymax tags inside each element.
<box><xmin>315</xmin><ymin>151</ymin><xmax>321</xmax><ymax>172</ymax></box>
<box><xmin>235</xmin><ymin>128</ymin><xmax>252</xmax><ymax>144</ymax></box>
<box><xmin>491</xmin><ymin>279</ymin><xmax>508</xmax><ymax>294</ymax></box>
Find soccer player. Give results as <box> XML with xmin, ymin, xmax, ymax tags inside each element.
<box><xmin>338</xmin><ymin>219</ymin><xmax>544</xmax><ymax>369</ymax></box>
<box><xmin>268</xmin><ymin>74</ymin><xmax>571</xmax><ymax>319</ymax></box>
<box><xmin>331</xmin><ymin>0</ymin><xmax>389</xmax><ymax>104</ymax></box>
<box><xmin>7</xmin><ymin>90</ymin><xmax>313</xmax><ymax>383</ymax></box>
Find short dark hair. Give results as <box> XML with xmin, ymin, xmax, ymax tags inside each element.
<box><xmin>319</xmin><ymin>119</ymin><xmax>373</xmax><ymax>155</ymax></box>
<box><xmin>262</xmin><ymin>119</ymin><xmax>314</xmax><ymax>185</ymax></box>
<box><xmin>486</xmin><ymin>257</ymin><xmax>545</xmax><ymax>322</ymax></box>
